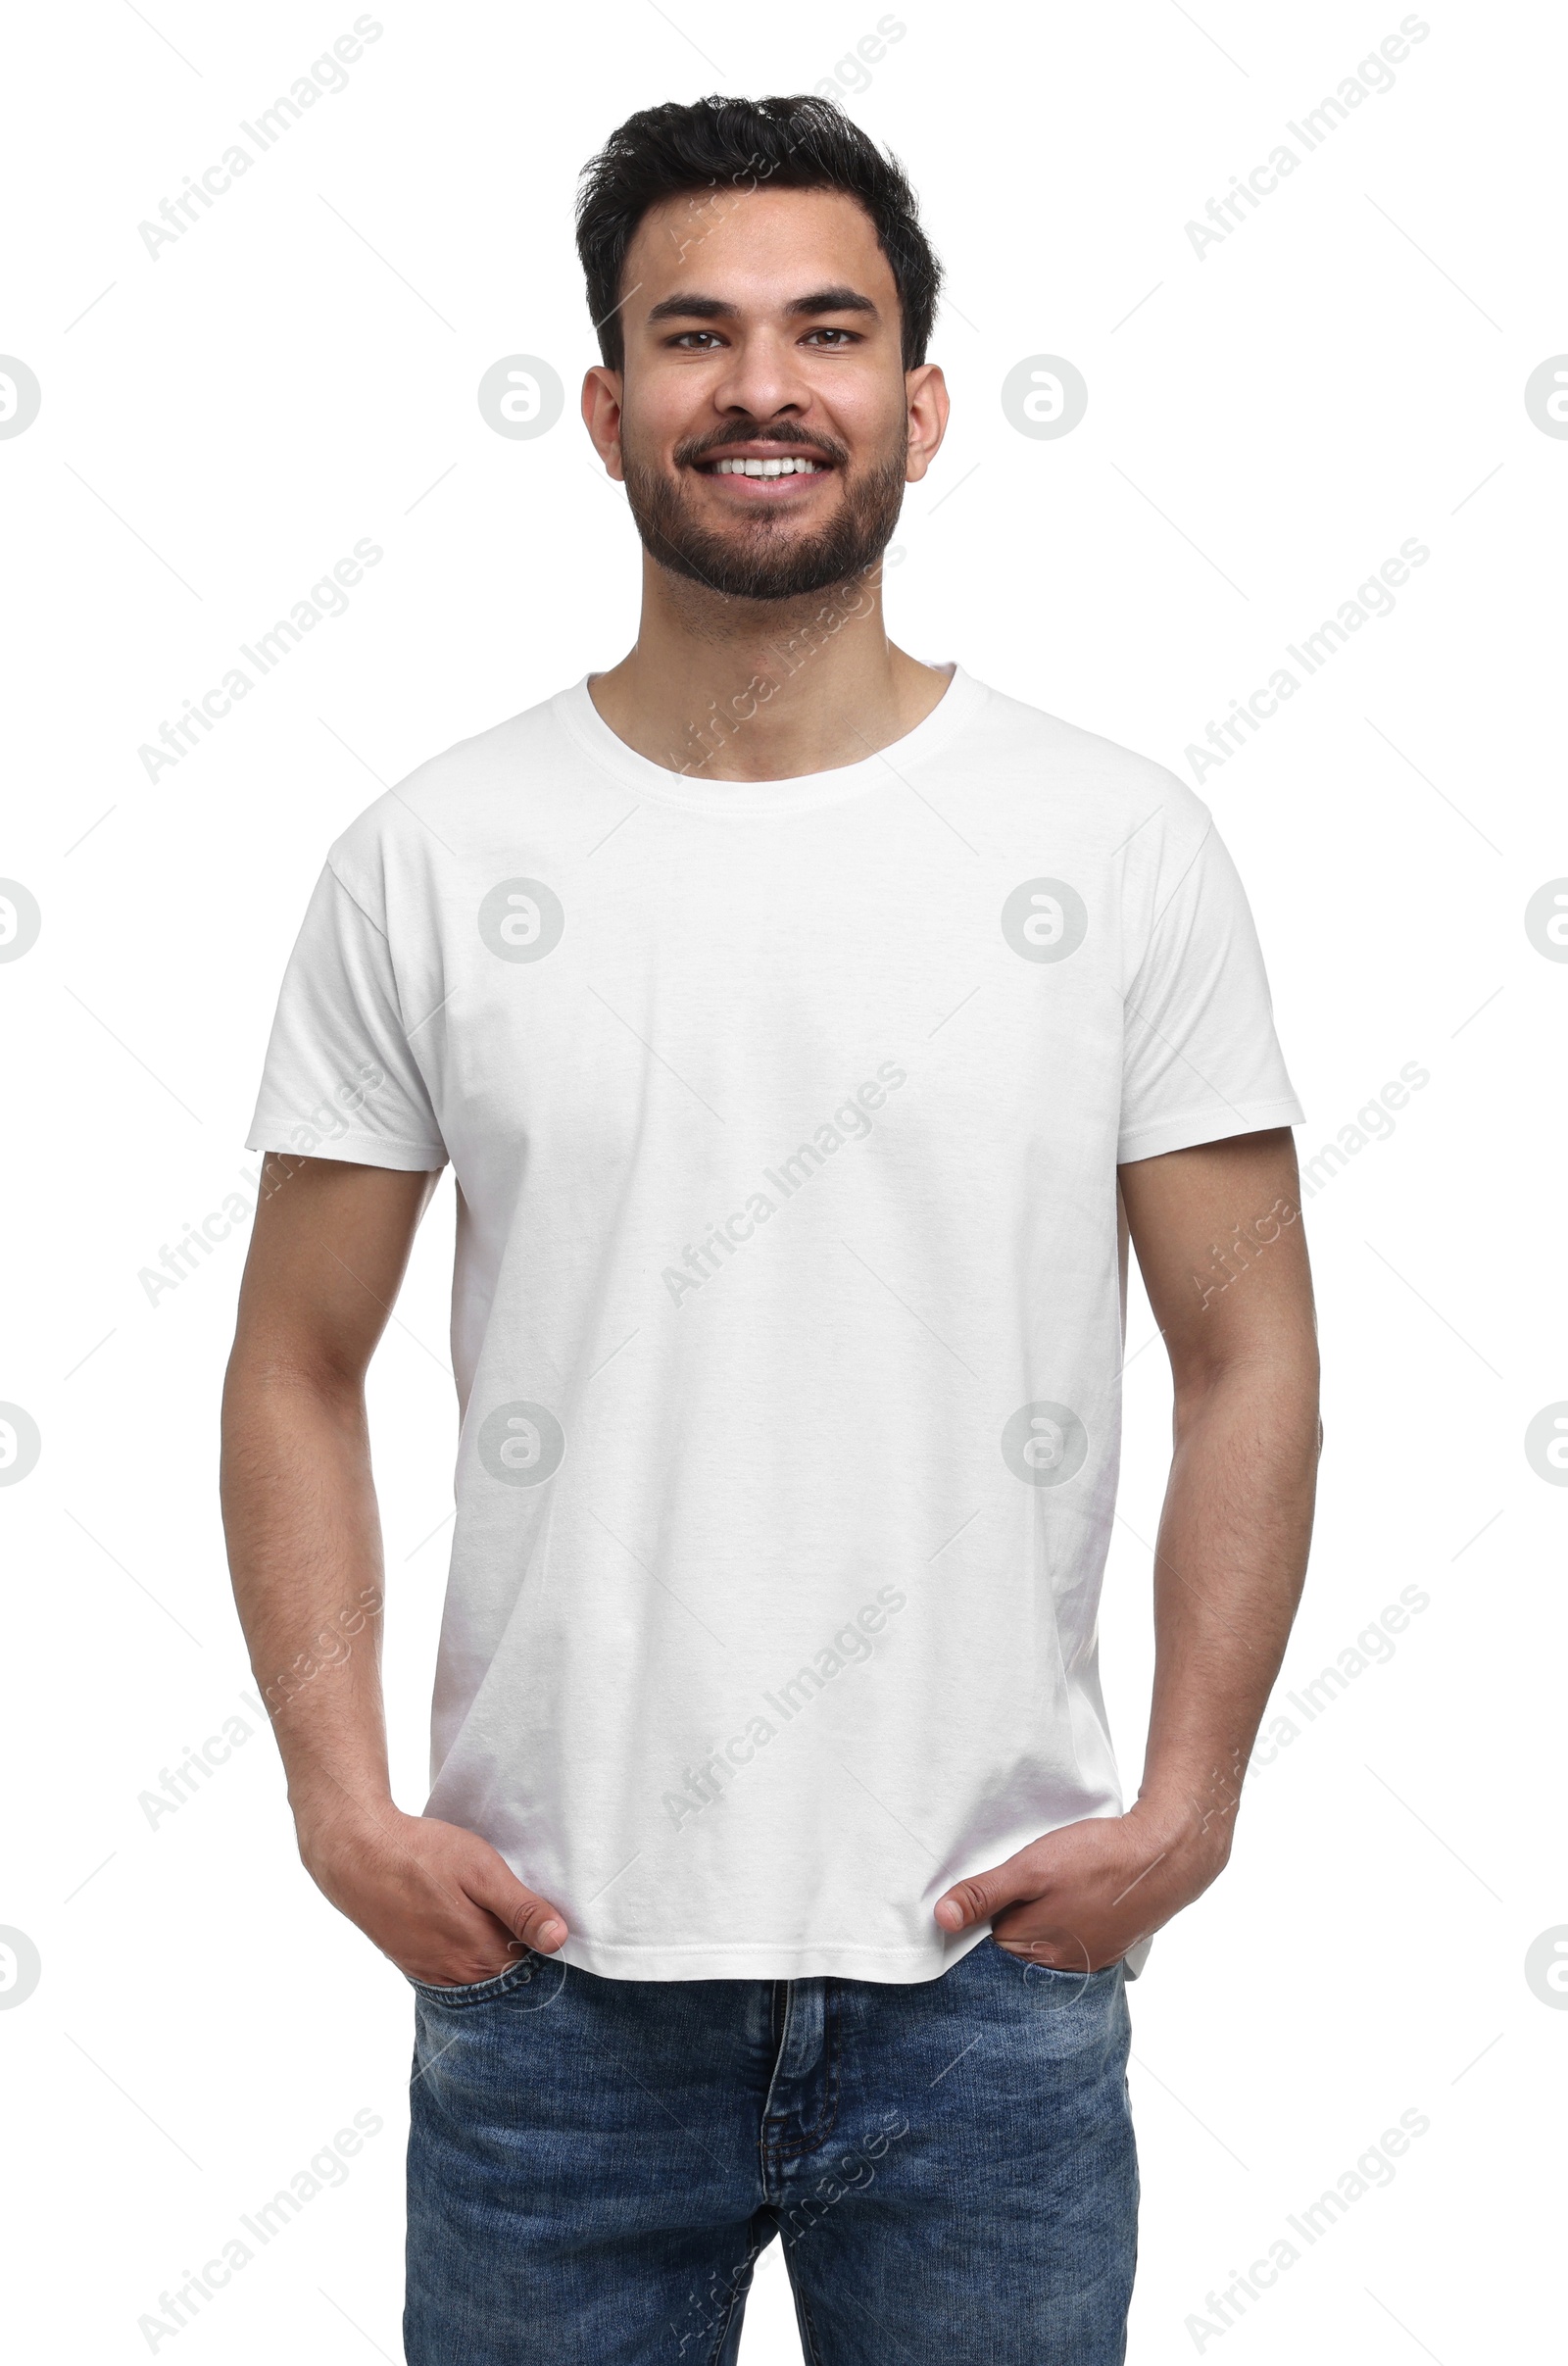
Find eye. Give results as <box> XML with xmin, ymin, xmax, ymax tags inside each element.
<box><xmin>669</xmin><ymin>329</ymin><xmax>724</xmax><ymax>349</ymax></box>
<box><xmin>804</xmin><ymin>327</ymin><xmax>858</xmax><ymax>346</ymax></box>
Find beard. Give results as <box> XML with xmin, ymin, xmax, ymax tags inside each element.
<box><xmin>619</xmin><ymin>421</ymin><xmax>908</xmax><ymax>604</ymax></box>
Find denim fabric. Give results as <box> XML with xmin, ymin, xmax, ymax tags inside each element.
<box><xmin>405</xmin><ymin>1935</ymin><xmax>1137</xmax><ymax>2363</ymax></box>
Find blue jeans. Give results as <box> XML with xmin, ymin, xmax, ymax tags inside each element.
<box><xmin>405</xmin><ymin>1937</ymin><xmax>1137</xmax><ymax>2363</ymax></box>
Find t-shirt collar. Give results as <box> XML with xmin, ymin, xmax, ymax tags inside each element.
<box><xmin>551</xmin><ymin>660</ymin><xmax>987</xmax><ymax>816</ymax></box>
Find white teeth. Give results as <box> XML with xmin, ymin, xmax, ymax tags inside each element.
<box><xmin>709</xmin><ymin>456</ymin><xmax>821</xmax><ymax>475</ymax></box>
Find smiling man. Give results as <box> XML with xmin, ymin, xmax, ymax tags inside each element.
<box><xmin>223</xmin><ymin>91</ymin><xmax>1319</xmax><ymax>2366</ymax></box>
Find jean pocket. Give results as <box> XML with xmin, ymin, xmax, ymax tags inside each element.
<box><xmin>406</xmin><ymin>1953</ymin><xmax>537</xmax><ymax>2007</ymax></box>
<box><xmin>985</xmin><ymin>1938</ymin><xmax>1124</xmax><ymax>1985</ymax></box>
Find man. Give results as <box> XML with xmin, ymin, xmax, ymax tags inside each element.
<box><xmin>223</xmin><ymin>91</ymin><xmax>1318</xmax><ymax>2366</ymax></box>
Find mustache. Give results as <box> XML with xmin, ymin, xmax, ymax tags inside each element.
<box><xmin>675</xmin><ymin>424</ymin><xmax>851</xmax><ymax>468</ymax></box>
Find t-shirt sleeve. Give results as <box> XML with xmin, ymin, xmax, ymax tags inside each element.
<box><xmin>244</xmin><ymin>859</ymin><xmax>449</xmax><ymax>1171</ymax></box>
<box><xmin>1118</xmin><ymin>815</ymin><xmax>1304</xmax><ymax>1163</ymax></box>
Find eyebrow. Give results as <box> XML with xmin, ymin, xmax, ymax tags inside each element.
<box><xmin>644</xmin><ymin>285</ymin><xmax>881</xmax><ymax>327</ymax></box>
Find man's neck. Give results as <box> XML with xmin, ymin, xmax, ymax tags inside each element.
<box><xmin>586</xmin><ymin>558</ymin><xmax>953</xmax><ymax>783</ymax></box>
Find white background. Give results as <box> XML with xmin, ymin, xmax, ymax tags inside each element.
<box><xmin>2</xmin><ymin>1</ymin><xmax>1563</xmax><ymax>2357</ymax></box>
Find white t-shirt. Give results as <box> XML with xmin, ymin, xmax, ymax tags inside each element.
<box><xmin>245</xmin><ymin>662</ymin><xmax>1303</xmax><ymax>1984</ymax></box>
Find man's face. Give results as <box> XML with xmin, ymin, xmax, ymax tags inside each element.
<box><xmin>592</xmin><ymin>185</ymin><xmax>929</xmax><ymax>603</ymax></box>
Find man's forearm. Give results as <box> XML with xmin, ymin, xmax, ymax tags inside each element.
<box><xmin>220</xmin><ymin>1157</ymin><xmax>567</xmax><ymax>1977</ymax></box>
<box><xmin>1136</xmin><ymin>1352</ymin><xmax>1320</xmax><ymax>1855</ymax></box>
<box><xmin>220</xmin><ymin>1361</ymin><xmax>393</xmax><ymax>1838</ymax></box>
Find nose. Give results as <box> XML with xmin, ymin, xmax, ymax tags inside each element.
<box><xmin>706</xmin><ymin>328</ymin><xmax>815</xmax><ymax>437</ymax></box>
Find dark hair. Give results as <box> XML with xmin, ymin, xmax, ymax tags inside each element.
<box><xmin>574</xmin><ymin>93</ymin><xmax>943</xmax><ymax>374</ymax></box>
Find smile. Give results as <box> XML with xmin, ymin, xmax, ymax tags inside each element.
<box><xmin>699</xmin><ymin>455</ymin><xmax>827</xmax><ymax>475</ymax></box>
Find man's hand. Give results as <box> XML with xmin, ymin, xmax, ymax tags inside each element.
<box><xmin>933</xmin><ymin>1798</ymin><xmax>1229</xmax><ymax>1971</ymax></box>
<box><xmin>298</xmin><ymin>1797</ymin><xmax>569</xmax><ymax>1986</ymax></box>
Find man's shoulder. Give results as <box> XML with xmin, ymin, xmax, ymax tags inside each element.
<box><xmin>965</xmin><ymin>672</ymin><xmax>1210</xmax><ymax>845</ymax></box>
<box><xmin>323</xmin><ymin>684</ymin><xmax>579</xmax><ymax>892</ymax></box>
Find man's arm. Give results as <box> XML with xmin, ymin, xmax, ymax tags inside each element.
<box><xmin>220</xmin><ymin>1152</ymin><xmax>569</xmax><ymax>1981</ymax></box>
<box><xmin>934</xmin><ymin>1126</ymin><xmax>1319</xmax><ymax>1966</ymax></box>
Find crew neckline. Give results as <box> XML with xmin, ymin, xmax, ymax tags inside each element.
<box><xmin>552</xmin><ymin>660</ymin><xmax>988</xmax><ymax>816</ymax></box>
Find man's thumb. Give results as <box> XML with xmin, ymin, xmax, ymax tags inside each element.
<box><xmin>466</xmin><ymin>1852</ymin><xmax>568</xmax><ymax>1951</ymax></box>
<box><xmin>934</xmin><ymin>1856</ymin><xmax>1024</xmax><ymax>1933</ymax></box>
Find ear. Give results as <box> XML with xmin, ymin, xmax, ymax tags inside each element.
<box><xmin>904</xmin><ymin>361</ymin><xmax>950</xmax><ymax>484</ymax></box>
<box><xmin>581</xmin><ymin>366</ymin><xmax>626</xmax><ymax>481</ymax></box>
